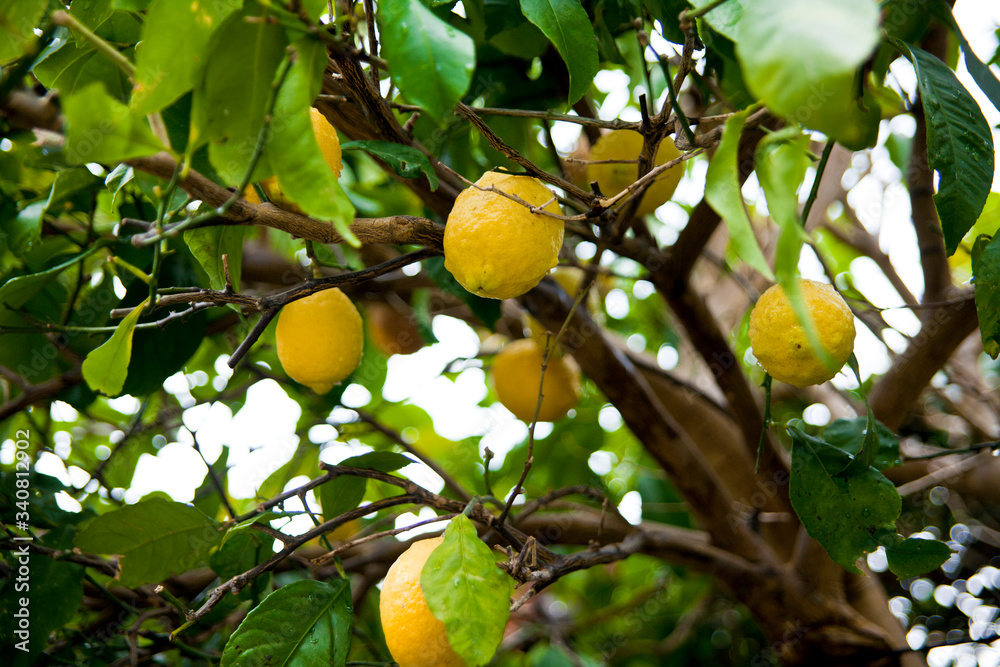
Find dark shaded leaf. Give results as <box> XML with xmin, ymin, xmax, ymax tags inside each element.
<box><xmin>221</xmin><ymin>579</ymin><xmax>352</xmax><ymax>667</ymax></box>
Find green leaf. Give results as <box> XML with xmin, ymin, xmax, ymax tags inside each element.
<box><xmin>342</xmin><ymin>140</ymin><xmax>440</xmax><ymax>190</ymax></box>
<box><xmin>264</xmin><ymin>37</ymin><xmax>357</xmax><ymax>244</ymax></box>
<box><xmin>221</xmin><ymin>511</ymin><xmax>286</xmax><ymax>546</ymax></box>
<box><xmin>735</xmin><ymin>0</ymin><xmax>880</xmax><ymax>150</ymax></box>
<box><xmin>701</xmin><ymin>0</ymin><xmax>742</xmax><ymax>42</ymax></box>
<box><xmin>788</xmin><ymin>426</ymin><xmax>900</xmax><ymax>573</ymax></box>
<box><xmin>424</xmin><ymin>255</ymin><xmax>503</xmax><ymax>327</ymax></box>
<box><xmin>192</xmin><ymin>6</ymin><xmax>287</xmax><ymax>184</ymax></box>
<box><xmin>64</xmin><ymin>83</ymin><xmax>166</xmax><ymax>165</ymax></box>
<box><xmin>131</xmin><ymin>0</ymin><xmax>240</xmax><ymax>115</ymax></box>
<box><xmin>519</xmin><ymin>0</ymin><xmax>600</xmax><ymax>104</ymax></box>
<box><xmin>80</xmin><ymin>297</ymin><xmax>147</xmax><ymax>396</ymax></box>
<box><xmin>423</xmin><ymin>515</ymin><xmax>513</xmax><ymax>667</ymax></box>
<box><xmin>33</xmin><ymin>35</ymin><xmax>131</xmax><ymax>101</ymax></box>
<box><xmin>105</xmin><ymin>163</ymin><xmax>134</xmax><ymax>206</ymax></box>
<box><xmin>901</xmin><ymin>43</ymin><xmax>995</xmax><ymax>256</ymax></box>
<box><xmin>377</xmin><ymin>0</ymin><xmax>475</xmax><ymax>119</ymax></box>
<box><xmin>879</xmin><ymin>533</ymin><xmax>952</xmax><ymax>579</ymax></box>
<box><xmin>70</xmin><ymin>0</ymin><xmax>114</xmax><ymax>32</ymax></box>
<box><xmin>320</xmin><ymin>451</ymin><xmax>413</xmax><ymax>521</ymax></box>
<box><xmin>0</xmin><ymin>0</ymin><xmax>48</xmax><ymax>62</ymax></box>
<box><xmin>824</xmin><ymin>416</ymin><xmax>901</xmax><ymax>471</ymax></box>
<box><xmin>705</xmin><ymin>109</ymin><xmax>774</xmax><ymax>280</ymax></box>
<box><xmin>184</xmin><ymin>226</ymin><xmax>246</xmax><ymax>292</ymax></box>
<box><xmin>210</xmin><ymin>532</ymin><xmax>273</xmax><ymax>601</ymax></box>
<box><xmin>0</xmin><ymin>244</ymin><xmax>106</xmax><ymax>315</ymax></box>
<box><xmin>0</xmin><ymin>526</ymin><xmax>85</xmax><ymax>667</ymax></box>
<box><xmin>221</xmin><ymin>579</ymin><xmax>352</xmax><ymax>667</ymax></box>
<box><xmin>74</xmin><ymin>497</ymin><xmax>222</xmax><ymax>587</ymax></box>
<box><xmin>972</xmin><ymin>233</ymin><xmax>1000</xmax><ymax>359</ymax></box>
<box><xmin>643</xmin><ymin>0</ymin><xmax>689</xmax><ymax>43</ymax></box>
<box><xmin>929</xmin><ymin>2</ymin><xmax>1000</xmax><ymax>115</ymax></box>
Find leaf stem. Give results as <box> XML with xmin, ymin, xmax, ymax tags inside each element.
<box><xmin>800</xmin><ymin>139</ymin><xmax>835</xmax><ymax>225</ymax></box>
<box><xmin>51</xmin><ymin>11</ymin><xmax>137</xmax><ymax>79</ymax></box>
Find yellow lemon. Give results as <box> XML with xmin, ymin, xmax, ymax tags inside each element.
<box><xmin>493</xmin><ymin>338</ymin><xmax>581</xmax><ymax>422</ymax></box>
<box><xmin>244</xmin><ymin>107</ymin><xmax>342</xmax><ymax>211</ymax></box>
<box><xmin>748</xmin><ymin>279</ymin><xmax>856</xmax><ymax>387</ymax></box>
<box><xmin>275</xmin><ymin>288</ymin><xmax>363</xmax><ymax>394</ymax></box>
<box><xmin>588</xmin><ymin>129</ymin><xmax>682</xmax><ymax>217</ymax></box>
<box><xmin>444</xmin><ymin>171</ymin><xmax>564</xmax><ymax>300</ymax></box>
<box><xmin>380</xmin><ymin>537</ymin><xmax>465</xmax><ymax>667</ymax></box>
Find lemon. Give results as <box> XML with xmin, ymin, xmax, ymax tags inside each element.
<box><xmin>444</xmin><ymin>171</ymin><xmax>564</xmax><ymax>300</ymax></box>
<box><xmin>492</xmin><ymin>338</ymin><xmax>581</xmax><ymax>422</ymax></box>
<box><xmin>380</xmin><ymin>537</ymin><xmax>465</xmax><ymax>667</ymax></box>
<box><xmin>365</xmin><ymin>301</ymin><xmax>424</xmax><ymax>356</ymax></box>
<box><xmin>244</xmin><ymin>107</ymin><xmax>342</xmax><ymax>210</ymax></box>
<box><xmin>275</xmin><ymin>287</ymin><xmax>363</xmax><ymax>394</ymax></box>
<box><xmin>588</xmin><ymin>130</ymin><xmax>682</xmax><ymax>217</ymax></box>
<box><xmin>748</xmin><ymin>279</ymin><xmax>856</xmax><ymax>387</ymax></box>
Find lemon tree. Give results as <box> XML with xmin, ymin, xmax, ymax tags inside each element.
<box><xmin>5</xmin><ymin>0</ymin><xmax>1000</xmax><ymax>666</ymax></box>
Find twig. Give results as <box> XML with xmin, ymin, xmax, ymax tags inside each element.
<box><xmin>352</xmin><ymin>410</ymin><xmax>473</xmax><ymax>502</ymax></box>
<box><xmin>311</xmin><ymin>512</ymin><xmax>458</xmax><ymax>565</ymax></box>
<box><xmin>227</xmin><ymin>308</ymin><xmax>279</xmax><ymax>370</ymax></box>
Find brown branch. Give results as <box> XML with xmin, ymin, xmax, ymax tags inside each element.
<box><xmin>0</xmin><ymin>540</ymin><xmax>118</xmax><ymax>578</ymax></box>
<box><xmin>869</xmin><ymin>291</ymin><xmax>977</xmax><ymax>431</ymax></box>
<box><xmin>521</xmin><ymin>280</ymin><xmax>768</xmax><ymax>562</ymax></box>
<box><xmin>909</xmin><ymin>27</ymin><xmax>952</xmax><ymax>304</ymax></box>
<box><xmin>0</xmin><ymin>367</ymin><xmax>83</xmax><ymax>422</ymax></box>
<box><xmin>109</xmin><ymin>248</ymin><xmax>439</xmax><ymax>319</ymax></box>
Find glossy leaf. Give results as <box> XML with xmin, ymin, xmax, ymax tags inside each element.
<box><xmin>192</xmin><ymin>6</ymin><xmax>287</xmax><ymax>184</ymax></box>
<box><xmin>972</xmin><ymin>233</ymin><xmax>1000</xmax><ymax>359</ymax></box>
<box><xmin>320</xmin><ymin>451</ymin><xmax>413</xmax><ymax>521</ymax></box>
<box><xmin>789</xmin><ymin>427</ymin><xmax>900</xmax><ymax>574</ymax></box>
<box><xmin>824</xmin><ymin>416</ymin><xmax>901</xmax><ymax>471</ymax></box>
<box><xmin>0</xmin><ymin>244</ymin><xmax>106</xmax><ymax>315</ymax></box>
<box><xmin>735</xmin><ymin>0</ymin><xmax>880</xmax><ymax>149</ymax></box>
<box><xmin>264</xmin><ymin>37</ymin><xmax>356</xmax><ymax>243</ymax></box>
<box><xmin>705</xmin><ymin>109</ymin><xmax>774</xmax><ymax>280</ymax></box>
<box><xmin>755</xmin><ymin>130</ymin><xmax>835</xmax><ymax>371</ymax></box>
<box><xmin>184</xmin><ymin>227</ymin><xmax>246</xmax><ymax>292</ymax></box>
<box><xmin>221</xmin><ymin>579</ymin><xmax>352</xmax><ymax>667</ymax></box>
<box><xmin>131</xmin><ymin>0</ymin><xmax>240</xmax><ymax>115</ymax></box>
<box><xmin>423</xmin><ymin>515</ymin><xmax>513</xmax><ymax>666</ymax></box>
<box><xmin>902</xmin><ymin>43</ymin><xmax>995</xmax><ymax>256</ymax></box>
<box><xmin>519</xmin><ymin>0</ymin><xmax>600</xmax><ymax>104</ymax></box>
<box><xmin>70</xmin><ymin>0</ymin><xmax>114</xmax><ymax>32</ymax></box>
<box><xmin>74</xmin><ymin>497</ymin><xmax>222</xmax><ymax>586</ymax></box>
<box><xmin>377</xmin><ymin>0</ymin><xmax>475</xmax><ymax>119</ymax></box>
<box><xmin>930</xmin><ymin>1</ymin><xmax>1000</xmax><ymax>114</ymax></box>
<box><xmin>63</xmin><ymin>84</ymin><xmax>166</xmax><ymax>165</ymax></box>
<box><xmin>34</xmin><ymin>33</ymin><xmax>130</xmax><ymax>101</ymax></box>
<box><xmin>879</xmin><ymin>532</ymin><xmax>952</xmax><ymax>579</ymax></box>
<box><xmin>342</xmin><ymin>140</ymin><xmax>440</xmax><ymax>190</ymax></box>
<box><xmin>80</xmin><ymin>297</ymin><xmax>147</xmax><ymax>396</ymax></box>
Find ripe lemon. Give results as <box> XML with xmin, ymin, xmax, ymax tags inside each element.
<box><xmin>493</xmin><ymin>338</ymin><xmax>580</xmax><ymax>422</ymax></box>
<box><xmin>244</xmin><ymin>107</ymin><xmax>342</xmax><ymax>211</ymax></box>
<box><xmin>748</xmin><ymin>279</ymin><xmax>856</xmax><ymax>387</ymax></box>
<box><xmin>588</xmin><ymin>129</ymin><xmax>682</xmax><ymax>217</ymax></box>
<box><xmin>275</xmin><ymin>288</ymin><xmax>363</xmax><ymax>394</ymax></box>
<box><xmin>444</xmin><ymin>171</ymin><xmax>564</xmax><ymax>300</ymax></box>
<box><xmin>380</xmin><ymin>537</ymin><xmax>465</xmax><ymax>667</ymax></box>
